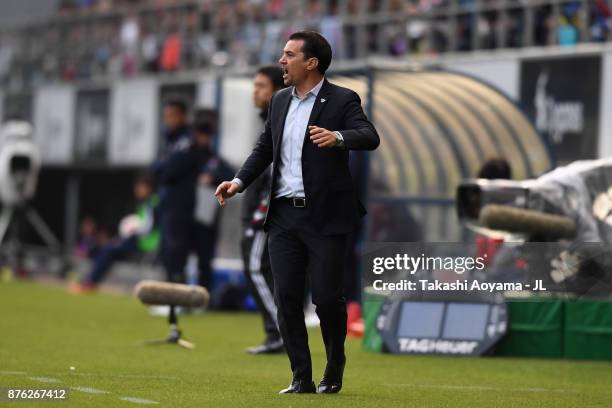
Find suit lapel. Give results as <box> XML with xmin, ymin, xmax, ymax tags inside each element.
<box><xmin>274</xmin><ymin>90</ymin><xmax>293</xmax><ymax>151</ymax></box>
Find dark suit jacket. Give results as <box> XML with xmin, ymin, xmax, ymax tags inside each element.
<box><xmin>235</xmin><ymin>78</ymin><xmax>380</xmax><ymax>235</ymax></box>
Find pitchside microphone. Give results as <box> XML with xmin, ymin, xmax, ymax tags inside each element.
<box><xmin>134</xmin><ymin>280</ymin><xmax>210</xmax><ymax>308</ymax></box>
<box><xmin>135</xmin><ymin>280</ymin><xmax>210</xmax><ymax>349</ymax></box>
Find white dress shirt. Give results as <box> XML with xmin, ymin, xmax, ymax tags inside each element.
<box><xmin>274</xmin><ymin>78</ymin><xmax>324</xmax><ymax>198</ymax></box>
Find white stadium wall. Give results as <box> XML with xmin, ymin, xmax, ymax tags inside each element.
<box><xmin>196</xmin><ymin>74</ymin><xmax>218</xmax><ymax>109</ymax></box>
<box><xmin>442</xmin><ymin>58</ymin><xmax>520</xmax><ymax>101</ymax></box>
<box><xmin>598</xmin><ymin>51</ymin><xmax>612</xmax><ymax>159</ymax></box>
<box><xmin>219</xmin><ymin>77</ymin><xmax>261</xmax><ymax>168</ymax></box>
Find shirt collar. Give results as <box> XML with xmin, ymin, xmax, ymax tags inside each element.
<box><xmin>291</xmin><ymin>78</ymin><xmax>325</xmax><ymax>100</ymax></box>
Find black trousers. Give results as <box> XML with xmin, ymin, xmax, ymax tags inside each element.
<box><xmin>161</xmin><ymin>211</ymin><xmax>217</xmax><ymax>288</ymax></box>
<box><xmin>267</xmin><ymin>200</ymin><xmax>348</xmax><ymax>382</ymax></box>
<box><xmin>241</xmin><ymin>229</ymin><xmax>280</xmax><ymax>341</ymax></box>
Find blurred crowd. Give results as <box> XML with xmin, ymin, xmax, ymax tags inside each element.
<box><xmin>0</xmin><ymin>0</ymin><xmax>610</xmax><ymax>90</ymax></box>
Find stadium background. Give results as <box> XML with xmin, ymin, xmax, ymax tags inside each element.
<box><xmin>1</xmin><ymin>1</ymin><xmax>612</xmax><ymax>406</ymax></box>
<box><xmin>2</xmin><ymin>0</ymin><xmax>612</xmax><ymax>259</ymax></box>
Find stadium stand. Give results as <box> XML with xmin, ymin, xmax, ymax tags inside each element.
<box><xmin>1</xmin><ymin>0</ymin><xmax>611</xmax><ymax>89</ymax></box>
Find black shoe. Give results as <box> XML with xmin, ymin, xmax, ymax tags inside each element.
<box><xmin>279</xmin><ymin>380</ymin><xmax>316</xmax><ymax>394</ymax></box>
<box><xmin>246</xmin><ymin>338</ymin><xmax>284</xmax><ymax>354</ymax></box>
<box><xmin>317</xmin><ymin>379</ymin><xmax>342</xmax><ymax>394</ymax></box>
<box><xmin>317</xmin><ymin>362</ymin><xmax>345</xmax><ymax>394</ymax></box>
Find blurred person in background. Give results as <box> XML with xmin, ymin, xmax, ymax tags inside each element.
<box><xmin>191</xmin><ymin>120</ymin><xmax>234</xmax><ymax>289</ymax></box>
<box><xmin>475</xmin><ymin>158</ymin><xmax>512</xmax><ymax>265</ymax></box>
<box><xmin>69</xmin><ymin>173</ymin><xmax>160</xmax><ymax>293</ymax></box>
<box><xmin>242</xmin><ymin>65</ymin><xmax>285</xmax><ymax>355</ymax></box>
<box><xmin>154</xmin><ymin>99</ymin><xmax>199</xmax><ymax>285</ymax></box>
<box><xmin>590</xmin><ymin>0</ymin><xmax>610</xmax><ymax>42</ymax></box>
<box><xmin>160</xmin><ymin>28</ymin><xmax>182</xmax><ymax>72</ymax></box>
<box><xmin>154</xmin><ymin>100</ymin><xmax>231</xmax><ymax>288</ymax></box>
<box><xmin>119</xmin><ymin>13</ymin><xmax>140</xmax><ymax>75</ymax></box>
<box><xmin>72</xmin><ymin>216</ymin><xmax>100</xmax><ymax>260</ymax></box>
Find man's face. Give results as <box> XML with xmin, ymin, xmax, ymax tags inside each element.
<box><xmin>195</xmin><ymin>131</ymin><xmax>211</xmax><ymax>147</ymax></box>
<box><xmin>163</xmin><ymin>106</ymin><xmax>186</xmax><ymax>131</ymax></box>
<box><xmin>253</xmin><ymin>73</ymin><xmax>275</xmax><ymax>110</ymax></box>
<box><xmin>134</xmin><ymin>182</ymin><xmax>152</xmax><ymax>201</ymax></box>
<box><xmin>278</xmin><ymin>39</ymin><xmax>317</xmax><ymax>87</ymax></box>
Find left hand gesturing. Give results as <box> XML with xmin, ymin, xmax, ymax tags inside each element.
<box><xmin>309</xmin><ymin>126</ymin><xmax>337</xmax><ymax>148</ymax></box>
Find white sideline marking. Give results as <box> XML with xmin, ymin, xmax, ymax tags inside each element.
<box><xmin>65</xmin><ymin>372</ymin><xmax>178</xmax><ymax>380</ymax></box>
<box><xmin>72</xmin><ymin>386</ymin><xmax>110</xmax><ymax>394</ymax></box>
<box><xmin>12</xmin><ymin>371</ymin><xmax>160</xmax><ymax>404</ymax></box>
<box><xmin>0</xmin><ymin>371</ymin><xmax>26</xmax><ymax>375</ymax></box>
<box><xmin>29</xmin><ymin>376</ymin><xmax>61</xmax><ymax>383</ymax></box>
<box><xmin>120</xmin><ymin>396</ymin><xmax>159</xmax><ymax>404</ymax></box>
<box><xmin>387</xmin><ymin>383</ymin><xmax>577</xmax><ymax>394</ymax></box>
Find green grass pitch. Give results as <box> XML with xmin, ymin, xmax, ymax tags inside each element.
<box><xmin>1</xmin><ymin>281</ymin><xmax>611</xmax><ymax>407</ymax></box>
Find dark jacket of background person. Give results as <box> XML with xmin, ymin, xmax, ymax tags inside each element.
<box><xmin>241</xmin><ymin>110</ymin><xmax>272</xmax><ymax>229</ymax></box>
<box><xmin>191</xmin><ymin>145</ymin><xmax>234</xmax><ymax>288</ymax></box>
<box><xmin>152</xmin><ymin>124</ymin><xmax>201</xmax><ymax>218</ymax></box>
<box><xmin>197</xmin><ymin>145</ymin><xmax>235</xmax><ymax>227</ymax></box>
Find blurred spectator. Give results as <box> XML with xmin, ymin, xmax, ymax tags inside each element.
<box><xmin>3</xmin><ymin>0</ymin><xmax>612</xmax><ymax>86</ymax></box>
<box><xmin>141</xmin><ymin>29</ymin><xmax>160</xmax><ymax>72</ymax></box>
<box><xmin>534</xmin><ymin>5</ymin><xmax>554</xmax><ymax>46</ymax></box>
<box><xmin>160</xmin><ymin>31</ymin><xmax>182</xmax><ymax>71</ymax></box>
<box><xmin>119</xmin><ymin>14</ymin><xmax>140</xmax><ymax>75</ymax></box>
<box><xmin>69</xmin><ymin>173</ymin><xmax>160</xmax><ymax>293</ymax></box>
<box><xmin>590</xmin><ymin>0</ymin><xmax>610</xmax><ymax>42</ymax></box>
<box><xmin>320</xmin><ymin>1</ymin><xmax>345</xmax><ymax>58</ymax></box>
<box><xmin>558</xmin><ymin>2</ymin><xmax>581</xmax><ymax>46</ymax></box>
<box><xmin>73</xmin><ymin>217</ymin><xmax>100</xmax><ymax>259</ymax></box>
<box><xmin>477</xmin><ymin>157</ymin><xmax>512</xmax><ymax>180</ymax></box>
<box><xmin>507</xmin><ymin>7</ymin><xmax>524</xmax><ymax>48</ymax></box>
<box><xmin>0</xmin><ymin>38</ymin><xmax>14</xmax><ymax>85</ymax></box>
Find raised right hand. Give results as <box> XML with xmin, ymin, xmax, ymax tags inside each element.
<box><xmin>214</xmin><ymin>181</ymin><xmax>240</xmax><ymax>207</ymax></box>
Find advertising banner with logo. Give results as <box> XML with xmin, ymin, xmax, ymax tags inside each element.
<box><xmin>74</xmin><ymin>89</ymin><xmax>110</xmax><ymax>164</ymax></box>
<box><xmin>33</xmin><ymin>85</ymin><xmax>76</xmax><ymax>165</ymax></box>
<box><xmin>520</xmin><ymin>55</ymin><xmax>601</xmax><ymax>164</ymax></box>
<box><xmin>109</xmin><ymin>78</ymin><xmax>158</xmax><ymax>165</ymax></box>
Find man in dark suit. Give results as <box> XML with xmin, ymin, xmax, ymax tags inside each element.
<box><xmin>215</xmin><ymin>31</ymin><xmax>379</xmax><ymax>395</ymax></box>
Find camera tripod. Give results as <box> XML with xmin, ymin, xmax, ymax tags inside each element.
<box><xmin>0</xmin><ymin>204</ymin><xmax>61</xmax><ymax>272</ymax></box>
